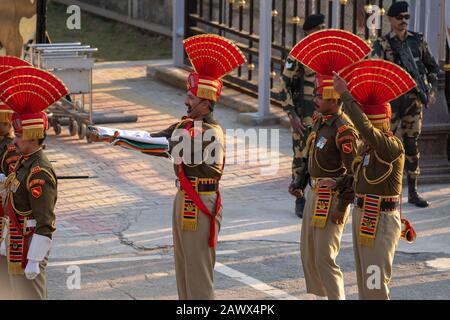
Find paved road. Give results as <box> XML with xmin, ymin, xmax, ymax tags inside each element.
<box><xmin>46</xmin><ymin>60</ymin><xmax>450</xmax><ymax>300</ymax></box>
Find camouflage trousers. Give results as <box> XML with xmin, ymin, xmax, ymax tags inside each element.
<box><xmin>291</xmin><ymin>101</ymin><xmax>315</xmax><ymax>183</ymax></box>
<box><xmin>390</xmin><ymin>93</ymin><xmax>423</xmax><ymax>178</ymax></box>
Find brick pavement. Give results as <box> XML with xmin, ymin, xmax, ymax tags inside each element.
<box><xmin>40</xmin><ymin>60</ymin><xmax>450</xmax><ymax>300</ymax></box>
<box><xmin>49</xmin><ymin>60</ymin><xmax>294</xmax><ymax>242</ymax></box>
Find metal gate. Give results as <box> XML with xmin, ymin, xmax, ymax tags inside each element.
<box><xmin>184</xmin><ymin>0</ymin><xmax>449</xmax><ymax>107</ymax></box>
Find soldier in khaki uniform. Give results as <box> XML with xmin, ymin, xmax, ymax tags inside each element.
<box><xmin>278</xmin><ymin>14</ymin><xmax>325</xmax><ymax>218</ymax></box>
<box><xmin>371</xmin><ymin>1</ymin><xmax>440</xmax><ymax>207</ymax></box>
<box><xmin>0</xmin><ymin>104</ymin><xmax>19</xmax><ymax>299</ymax></box>
<box><xmin>0</xmin><ymin>57</ymin><xmax>30</xmax><ymax>299</ymax></box>
<box><xmin>299</xmin><ymin>81</ymin><xmax>359</xmax><ymax>300</ymax></box>
<box><xmin>0</xmin><ymin>66</ymin><xmax>66</xmax><ymax>300</ymax></box>
<box><xmin>89</xmin><ymin>35</ymin><xmax>245</xmax><ymax>300</ymax></box>
<box><xmin>289</xmin><ymin>28</ymin><xmax>372</xmax><ymax>300</ymax></box>
<box><xmin>333</xmin><ymin>57</ymin><xmax>417</xmax><ymax>299</ymax></box>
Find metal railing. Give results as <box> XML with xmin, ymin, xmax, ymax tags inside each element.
<box><xmin>184</xmin><ymin>0</ymin><xmax>448</xmax><ymax>106</ymax></box>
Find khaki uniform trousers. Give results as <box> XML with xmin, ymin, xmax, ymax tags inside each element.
<box><xmin>3</xmin><ymin>232</ymin><xmax>48</xmax><ymax>300</ymax></box>
<box><xmin>173</xmin><ymin>190</ymin><xmax>222</xmax><ymax>300</ymax></box>
<box><xmin>8</xmin><ymin>260</ymin><xmax>48</xmax><ymax>300</ymax></box>
<box><xmin>352</xmin><ymin>207</ymin><xmax>401</xmax><ymax>300</ymax></box>
<box><xmin>300</xmin><ymin>185</ymin><xmax>348</xmax><ymax>300</ymax></box>
<box><xmin>0</xmin><ymin>256</ymin><xmax>12</xmax><ymax>299</ymax></box>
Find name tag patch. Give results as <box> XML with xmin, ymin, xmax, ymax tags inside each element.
<box><xmin>316</xmin><ymin>137</ymin><xmax>328</xmax><ymax>150</ymax></box>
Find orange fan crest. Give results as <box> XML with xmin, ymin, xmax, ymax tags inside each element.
<box><xmin>290</xmin><ymin>29</ymin><xmax>371</xmax><ymax>76</ymax></box>
<box><xmin>339</xmin><ymin>59</ymin><xmax>417</xmax><ymax>105</ymax></box>
<box><xmin>0</xmin><ymin>66</ymin><xmax>68</xmax><ymax>114</ymax></box>
<box><xmin>184</xmin><ymin>34</ymin><xmax>246</xmax><ymax>79</ymax></box>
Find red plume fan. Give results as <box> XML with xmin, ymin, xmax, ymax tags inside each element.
<box><xmin>0</xmin><ymin>66</ymin><xmax>69</xmax><ymax>114</ymax></box>
<box><xmin>0</xmin><ymin>56</ymin><xmax>31</xmax><ymax>74</ymax></box>
<box><xmin>183</xmin><ymin>34</ymin><xmax>246</xmax><ymax>79</ymax></box>
<box><xmin>289</xmin><ymin>29</ymin><xmax>371</xmax><ymax>75</ymax></box>
<box><xmin>339</xmin><ymin>59</ymin><xmax>417</xmax><ymax>105</ymax></box>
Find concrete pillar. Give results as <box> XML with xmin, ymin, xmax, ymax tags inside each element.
<box><xmin>331</xmin><ymin>0</ymin><xmax>340</xmax><ymax>29</ymax></box>
<box><xmin>257</xmin><ymin>0</ymin><xmax>272</xmax><ymax>118</ymax></box>
<box><xmin>418</xmin><ymin>0</ymin><xmax>450</xmax><ymax>183</ymax></box>
<box><xmin>238</xmin><ymin>0</ymin><xmax>278</xmax><ymax>125</ymax></box>
<box><xmin>424</xmin><ymin>0</ymin><xmax>441</xmax><ymax>57</ymax></box>
<box><xmin>172</xmin><ymin>0</ymin><xmax>185</xmax><ymax>67</ymax></box>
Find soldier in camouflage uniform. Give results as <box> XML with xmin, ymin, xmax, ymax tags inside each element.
<box><xmin>279</xmin><ymin>14</ymin><xmax>326</xmax><ymax>218</ymax></box>
<box><xmin>372</xmin><ymin>1</ymin><xmax>440</xmax><ymax>208</ymax></box>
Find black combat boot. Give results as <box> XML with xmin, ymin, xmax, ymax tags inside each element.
<box><xmin>407</xmin><ymin>176</ymin><xmax>429</xmax><ymax>208</ymax></box>
<box><xmin>295</xmin><ymin>197</ymin><xmax>306</xmax><ymax>218</ymax></box>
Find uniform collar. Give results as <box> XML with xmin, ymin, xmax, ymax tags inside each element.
<box><xmin>389</xmin><ymin>30</ymin><xmax>414</xmax><ymax>41</ymax></box>
<box><xmin>20</xmin><ymin>148</ymin><xmax>43</xmax><ymax>170</ymax></box>
<box><xmin>320</xmin><ymin>109</ymin><xmax>342</xmax><ymax>126</ymax></box>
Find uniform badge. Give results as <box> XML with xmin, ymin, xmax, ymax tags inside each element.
<box><xmin>316</xmin><ymin>137</ymin><xmax>328</xmax><ymax>150</ymax></box>
<box><xmin>31</xmin><ymin>186</ymin><xmax>42</xmax><ymax>199</ymax></box>
<box><xmin>285</xmin><ymin>60</ymin><xmax>293</xmax><ymax>69</ymax></box>
<box><xmin>29</xmin><ymin>179</ymin><xmax>45</xmax><ymax>189</ymax></box>
<box><xmin>363</xmin><ymin>154</ymin><xmax>370</xmax><ymax>167</ymax></box>
<box><xmin>342</xmin><ymin>142</ymin><xmax>353</xmax><ymax>154</ymax></box>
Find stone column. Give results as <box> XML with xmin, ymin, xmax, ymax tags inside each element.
<box><xmin>238</xmin><ymin>0</ymin><xmax>278</xmax><ymax>125</ymax></box>
<box><xmin>172</xmin><ymin>0</ymin><xmax>185</xmax><ymax>67</ymax></box>
<box><xmin>417</xmin><ymin>0</ymin><xmax>450</xmax><ymax>184</ymax></box>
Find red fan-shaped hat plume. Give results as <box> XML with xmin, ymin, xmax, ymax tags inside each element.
<box><xmin>0</xmin><ymin>66</ymin><xmax>68</xmax><ymax>140</ymax></box>
<box><xmin>290</xmin><ymin>29</ymin><xmax>371</xmax><ymax>99</ymax></box>
<box><xmin>0</xmin><ymin>56</ymin><xmax>31</xmax><ymax>122</ymax></box>
<box><xmin>339</xmin><ymin>59</ymin><xmax>416</xmax><ymax>124</ymax></box>
<box><xmin>184</xmin><ymin>34</ymin><xmax>246</xmax><ymax>102</ymax></box>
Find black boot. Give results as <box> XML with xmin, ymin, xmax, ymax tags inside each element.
<box><xmin>295</xmin><ymin>197</ymin><xmax>305</xmax><ymax>218</ymax></box>
<box><xmin>407</xmin><ymin>176</ymin><xmax>429</xmax><ymax>208</ymax></box>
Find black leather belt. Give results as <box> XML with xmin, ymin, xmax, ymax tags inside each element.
<box><xmin>175</xmin><ymin>178</ymin><xmax>219</xmax><ymax>192</ymax></box>
<box><xmin>356</xmin><ymin>194</ymin><xmax>399</xmax><ymax>212</ymax></box>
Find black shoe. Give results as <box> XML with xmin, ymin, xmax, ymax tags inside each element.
<box><xmin>295</xmin><ymin>197</ymin><xmax>305</xmax><ymax>218</ymax></box>
<box><xmin>408</xmin><ymin>193</ymin><xmax>429</xmax><ymax>208</ymax></box>
<box><xmin>407</xmin><ymin>176</ymin><xmax>429</xmax><ymax>208</ymax></box>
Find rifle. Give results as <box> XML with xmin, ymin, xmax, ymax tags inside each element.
<box><xmin>388</xmin><ymin>37</ymin><xmax>432</xmax><ymax>106</ymax></box>
<box><xmin>290</xmin><ymin>64</ymin><xmax>306</xmax><ymax>118</ymax></box>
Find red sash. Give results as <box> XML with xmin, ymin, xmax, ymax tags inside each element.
<box><xmin>177</xmin><ymin>165</ymin><xmax>221</xmax><ymax>248</ymax></box>
<box><xmin>6</xmin><ymin>195</ymin><xmax>33</xmax><ymax>269</ymax></box>
<box><xmin>176</xmin><ymin>120</ymin><xmax>223</xmax><ymax>248</ymax></box>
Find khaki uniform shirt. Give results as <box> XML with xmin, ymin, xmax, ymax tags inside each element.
<box><xmin>307</xmin><ymin>110</ymin><xmax>359</xmax><ymax>212</ymax></box>
<box><xmin>341</xmin><ymin>91</ymin><xmax>405</xmax><ymax>196</ymax></box>
<box><xmin>152</xmin><ymin>113</ymin><xmax>225</xmax><ymax>179</ymax></box>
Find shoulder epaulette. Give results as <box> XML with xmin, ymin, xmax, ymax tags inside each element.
<box><xmin>31</xmin><ymin>166</ymin><xmax>42</xmax><ymax>174</ymax></box>
<box><xmin>337</xmin><ymin>125</ymin><xmax>350</xmax><ymax>134</ymax></box>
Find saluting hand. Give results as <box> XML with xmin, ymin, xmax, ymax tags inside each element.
<box><xmin>332</xmin><ymin>71</ymin><xmax>349</xmax><ymax>95</ymax></box>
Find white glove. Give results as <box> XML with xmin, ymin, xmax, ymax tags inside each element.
<box><xmin>24</xmin><ymin>260</ymin><xmax>40</xmax><ymax>280</ymax></box>
<box><xmin>0</xmin><ymin>220</ymin><xmax>7</xmax><ymax>256</ymax></box>
<box><xmin>25</xmin><ymin>234</ymin><xmax>52</xmax><ymax>280</ymax></box>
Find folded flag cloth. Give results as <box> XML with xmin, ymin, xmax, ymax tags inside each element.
<box><xmin>88</xmin><ymin>125</ymin><xmax>170</xmax><ymax>158</ymax></box>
